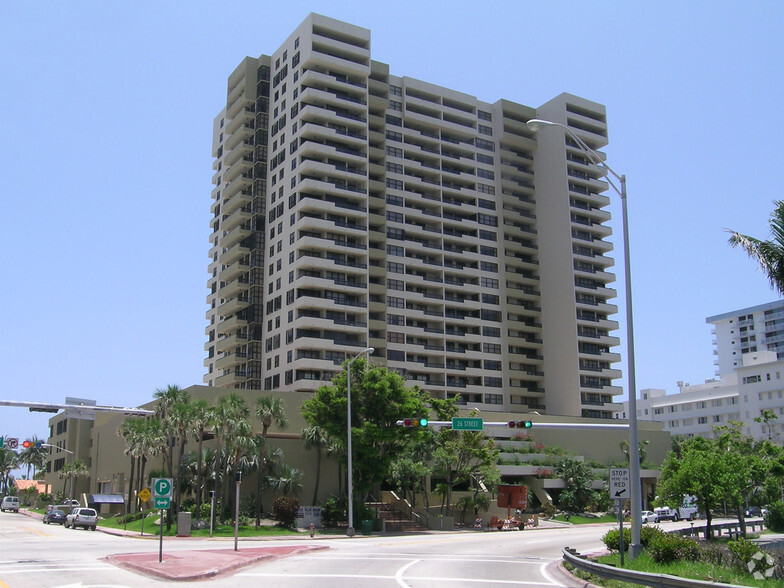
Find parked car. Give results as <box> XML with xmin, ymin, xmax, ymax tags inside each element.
<box><xmin>65</xmin><ymin>507</ymin><xmax>97</xmax><ymax>530</ymax></box>
<box><xmin>641</xmin><ymin>510</ymin><xmax>659</xmax><ymax>523</ymax></box>
<box><xmin>43</xmin><ymin>509</ymin><xmax>66</xmax><ymax>525</ymax></box>
<box><xmin>1</xmin><ymin>496</ymin><xmax>19</xmax><ymax>512</ymax></box>
<box><xmin>746</xmin><ymin>506</ymin><xmax>765</xmax><ymax>517</ymax></box>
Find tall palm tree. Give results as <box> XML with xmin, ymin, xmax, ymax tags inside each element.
<box><xmin>211</xmin><ymin>393</ymin><xmax>253</xmax><ymax>519</ymax></box>
<box><xmin>18</xmin><ymin>435</ymin><xmax>46</xmax><ymax>480</ymax></box>
<box><xmin>189</xmin><ymin>399</ymin><xmax>212</xmax><ymax>511</ymax></box>
<box><xmin>0</xmin><ymin>448</ymin><xmax>18</xmax><ymax>494</ymax></box>
<box><xmin>118</xmin><ymin>418</ymin><xmax>141</xmax><ymax>513</ymax></box>
<box><xmin>301</xmin><ymin>425</ymin><xmax>329</xmax><ymax>506</ymax></box>
<box><xmin>727</xmin><ymin>200</ymin><xmax>784</xmax><ymax>294</ymax></box>
<box><xmin>154</xmin><ymin>385</ymin><xmax>189</xmax><ymax>484</ymax></box>
<box><xmin>254</xmin><ymin>396</ymin><xmax>288</xmax><ymax>527</ymax></box>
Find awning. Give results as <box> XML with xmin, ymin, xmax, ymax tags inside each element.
<box><xmin>87</xmin><ymin>494</ymin><xmax>124</xmax><ymax>504</ymax></box>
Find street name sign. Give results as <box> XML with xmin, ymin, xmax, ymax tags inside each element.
<box><xmin>609</xmin><ymin>468</ymin><xmax>630</xmax><ymax>500</ymax></box>
<box><xmin>452</xmin><ymin>417</ymin><xmax>483</xmax><ymax>431</ymax></box>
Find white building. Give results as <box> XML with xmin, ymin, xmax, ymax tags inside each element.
<box><xmin>204</xmin><ymin>13</ymin><xmax>624</xmax><ymax>418</ymax></box>
<box><xmin>618</xmin><ymin>301</ymin><xmax>784</xmax><ymax>440</ymax></box>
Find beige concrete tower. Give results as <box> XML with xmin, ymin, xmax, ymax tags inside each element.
<box><xmin>204</xmin><ymin>13</ymin><xmax>622</xmax><ymax>418</ymax></box>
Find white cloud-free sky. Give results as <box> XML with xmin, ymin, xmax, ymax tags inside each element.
<box><xmin>2</xmin><ymin>1</ymin><xmax>783</xmax><ymax>448</ymax></box>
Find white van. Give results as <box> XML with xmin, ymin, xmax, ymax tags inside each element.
<box><xmin>1</xmin><ymin>496</ymin><xmax>20</xmax><ymax>512</ymax></box>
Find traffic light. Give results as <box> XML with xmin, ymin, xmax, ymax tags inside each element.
<box><xmin>21</xmin><ymin>441</ymin><xmax>43</xmax><ymax>448</ymax></box>
<box><xmin>508</xmin><ymin>420</ymin><xmax>533</xmax><ymax>429</ymax></box>
<box><xmin>401</xmin><ymin>418</ymin><xmax>429</xmax><ymax>427</ymax></box>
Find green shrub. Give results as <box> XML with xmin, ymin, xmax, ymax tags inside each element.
<box><xmin>728</xmin><ymin>537</ymin><xmax>764</xmax><ymax>571</ymax></box>
<box><xmin>321</xmin><ymin>496</ymin><xmax>344</xmax><ymax>527</ymax></box>
<box><xmin>539</xmin><ymin>501</ymin><xmax>557</xmax><ymax>518</ymax></box>
<box><xmin>191</xmin><ymin>502</ymin><xmax>211</xmax><ymax>520</ymax></box>
<box><xmin>646</xmin><ymin>532</ymin><xmax>699</xmax><ymax>564</ymax></box>
<box><xmin>602</xmin><ymin>527</ymin><xmax>631</xmax><ymax>552</ymax></box>
<box><xmin>639</xmin><ymin>524</ymin><xmax>665</xmax><ymax>547</ymax></box>
<box><xmin>272</xmin><ymin>496</ymin><xmax>300</xmax><ymax>528</ymax></box>
<box><xmin>765</xmin><ymin>500</ymin><xmax>784</xmax><ymax>532</ymax></box>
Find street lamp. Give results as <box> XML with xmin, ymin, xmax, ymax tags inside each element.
<box><xmin>41</xmin><ymin>443</ymin><xmax>75</xmax><ymax>503</ymax></box>
<box><xmin>526</xmin><ymin>118</ymin><xmax>643</xmax><ymax>558</ymax></box>
<box><xmin>346</xmin><ymin>346</ymin><xmax>374</xmax><ymax>537</ymax></box>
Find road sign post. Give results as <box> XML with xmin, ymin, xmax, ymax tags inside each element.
<box><xmin>609</xmin><ymin>468</ymin><xmax>631</xmax><ymax>567</ymax></box>
<box><xmin>151</xmin><ymin>478</ymin><xmax>173</xmax><ymax>563</ymax></box>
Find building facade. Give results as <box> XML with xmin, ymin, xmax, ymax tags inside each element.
<box><xmin>617</xmin><ymin>301</ymin><xmax>784</xmax><ymax>441</ymax></box>
<box><xmin>204</xmin><ymin>13</ymin><xmax>622</xmax><ymax>418</ymax></box>
<box><xmin>707</xmin><ymin>300</ymin><xmax>784</xmax><ymax>376</ymax></box>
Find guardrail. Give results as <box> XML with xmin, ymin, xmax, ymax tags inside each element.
<box><xmin>562</xmin><ymin>547</ymin><xmax>750</xmax><ymax>588</ymax></box>
<box><xmin>673</xmin><ymin>519</ymin><xmax>766</xmax><ymax>540</ymax></box>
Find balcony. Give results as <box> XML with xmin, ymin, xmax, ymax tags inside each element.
<box><xmin>215</xmin><ymin>332</ymin><xmax>248</xmax><ymax>353</ymax></box>
<box><xmin>215</xmin><ymin>314</ymin><xmax>248</xmax><ymax>336</ymax></box>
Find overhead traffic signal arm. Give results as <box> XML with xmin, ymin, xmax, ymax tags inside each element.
<box><xmin>508</xmin><ymin>420</ymin><xmax>533</xmax><ymax>429</ymax></box>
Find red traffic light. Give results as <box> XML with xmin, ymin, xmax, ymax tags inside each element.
<box><xmin>22</xmin><ymin>440</ymin><xmax>32</xmax><ymax>448</ymax></box>
<box><xmin>508</xmin><ymin>421</ymin><xmax>533</xmax><ymax>429</ymax></box>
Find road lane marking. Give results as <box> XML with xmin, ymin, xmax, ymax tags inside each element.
<box><xmin>19</xmin><ymin>526</ymin><xmax>51</xmax><ymax>537</ymax></box>
<box><xmin>395</xmin><ymin>559</ymin><xmax>420</xmax><ymax>587</ymax></box>
<box><xmin>237</xmin><ymin>572</ymin><xmax>559</xmax><ymax>585</ymax></box>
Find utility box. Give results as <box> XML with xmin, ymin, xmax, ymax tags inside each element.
<box><xmin>177</xmin><ymin>511</ymin><xmax>192</xmax><ymax>537</ymax></box>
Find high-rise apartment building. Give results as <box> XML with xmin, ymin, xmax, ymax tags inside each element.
<box><xmin>204</xmin><ymin>13</ymin><xmax>622</xmax><ymax>418</ymax></box>
<box><xmin>708</xmin><ymin>300</ymin><xmax>784</xmax><ymax>376</ymax></box>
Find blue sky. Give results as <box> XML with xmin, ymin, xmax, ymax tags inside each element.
<box><xmin>2</xmin><ymin>1</ymin><xmax>783</xmax><ymax>450</ymax></box>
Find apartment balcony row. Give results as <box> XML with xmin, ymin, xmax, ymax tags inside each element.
<box><xmin>215</xmin><ymin>331</ymin><xmax>249</xmax><ymax>353</ymax></box>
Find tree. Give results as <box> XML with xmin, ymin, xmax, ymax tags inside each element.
<box><xmin>302</xmin><ymin>358</ymin><xmax>430</xmax><ymax>502</ymax></box>
<box><xmin>554</xmin><ymin>457</ymin><xmax>595</xmax><ymax>513</ymax></box>
<box><xmin>301</xmin><ymin>425</ymin><xmax>329</xmax><ymax>506</ymax></box>
<box><xmin>727</xmin><ymin>200</ymin><xmax>784</xmax><ymax>294</ymax></box>
<box><xmin>211</xmin><ymin>393</ymin><xmax>253</xmax><ymax>520</ymax></box>
<box><xmin>189</xmin><ymin>399</ymin><xmax>212</xmax><ymax>511</ymax></box>
<box><xmin>18</xmin><ymin>435</ymin><xmax>46</xmax><ymax>480</ymax></box>
<box><xmin>0</xmin><ymin>447</ymin><xmax>17</xmax><ymax>494</ymax></box>
<box><xmin>755</xmin><ymin>408</ymin><xmax>780</xmax><ymax>441</ymax></box>
<box><xmin>154</xmin><ymin>384</ymin><xmax>191</xmax><ymax>519</ymax></box>
<box><xmin>657</xmin><ymin>436</ymin><xmax>730</xmax><ymax>539</ymax></box>
<box><xmin>254</xmin><ymin>396</ymin><xmax>288</xmax><ymax>528</ymax></box>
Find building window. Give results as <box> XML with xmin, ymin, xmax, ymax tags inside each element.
<box><xmin>387</xmin><ymin>261</ymin><xmax>404</xmax><ymax>273</ymax></box>
<box><xmin>478</xmin><ymin>124</ymin><xmax>493</xmax><ymax>136</ymax></box>
<box><xmin>477</xmin><ymin>110</ymin><xmax>492</xmax><ymax>121</ymax></box>
<box><xmin>387</xmin><ymin>332</ymin><xmax>405</xmax><ymax>343</ymax></box>
<box><xmin>387</xmin><ymin>296</ymin><xmax>404</xmax><ymax>308</ymax></box>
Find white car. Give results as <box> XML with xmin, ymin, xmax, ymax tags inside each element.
<box><xmin>641</xmin><ymin>510</ymin><xmax>659</xmax><ymax>523</ymax></box>
<box><xmin>1</xmin><ymin>496</ymin><xmax>19</xmax><ymax>512</ymax></box>
<box><xmin>65</xmin><ymin>507</ymin><xmax>97</xmax><ymax>530</ymax></box>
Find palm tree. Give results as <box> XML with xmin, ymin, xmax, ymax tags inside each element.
<box><xmin>211</xmin><ymin>394</ymin><xmax>253</xmax><ymax>520</ymax></box>
<box><xmin>0</xmin><ymin>448</ymin><xmax>18</xmax><ymax>494</ymax></box>
<box><xmin>118</xmin><ymin>418</ymin><xmax>141</xmax><ymax>513</ymax></box>
<box><xmin>254</xmin><ymin>396</ymin><xmax>288</xmax><ymax>527</ymax></box>
<box><xmin>189</xmin><ymin>399</ymin><xmax>212</xmax><ymax>511</ymax></box>
<box><xmin>301</xmin><ymin>425</ymin><xmax>329</xmax><ymax>506</ymax></box>
<box><xmin>727</xmin><ymin>200</ymin><xmax>784</xmax><ymax>294</ymax></box>
<box><xmin>18</xmin><ymin>435</ymin><xmax>46</xmax><ymax>480</ymax></box>
<box><xmin>154</xmin><ymin>385</ymin><xmax>189</xmax><ymax>485</ymax></box>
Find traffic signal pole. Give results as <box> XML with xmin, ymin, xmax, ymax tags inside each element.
<box><xmin>395</xmin><ymin>420</ymin><xmax>630</xmax><ymax>429</ymax></box>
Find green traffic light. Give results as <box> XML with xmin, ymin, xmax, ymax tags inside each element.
<box><xmin>524</xmin><ymin>421</ymin><xmax>532</xmax><ymax>428</ymax></box>
<box><xmin>419</xmin><ymin>418</ymin><xmax>428</xmax><ymax>427</ymax></box>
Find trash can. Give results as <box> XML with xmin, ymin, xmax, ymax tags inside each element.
<box><xmin>177</xmin><ymin>511</ymin><xmax>192</xmax><ymax>537</ymax></box>
<box><xmin>361</xmin><ymin>519</ymin><xmax>373</xmax><ymax>535</ymax></box>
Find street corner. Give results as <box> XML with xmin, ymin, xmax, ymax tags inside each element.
<box><xmin>105</xmin><ymin>544</ymin><xmax>329</xmax><ymax>581</ymax></box>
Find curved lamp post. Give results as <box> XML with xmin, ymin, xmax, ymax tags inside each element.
<box><xmin>41</xmin><ymin>443</ymin><xmax>75</xmax><ymax>502</ymax></box>
<box><xmin>526</xmin><ymin>119</ymin><xmax>642</xmax><ymax>558</ymax></box>
<box><xmin>346</xmin><ymin>346</ymin><xmax>374</xmax><ymax>537</ymax></box>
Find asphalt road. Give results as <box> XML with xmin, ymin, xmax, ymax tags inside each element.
<box><xmin>0</xmin><ymin>510</ymin><xmax>743</xmax><ymax>588</ymax></box>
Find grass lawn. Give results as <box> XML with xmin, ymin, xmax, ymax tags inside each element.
<box><xmin>551</xmin><ymin>513</ymin><xmax>617</xmax><ymax>524</ymax></box>
<box><xmin>98</xmin><ymin>515</ymin><xmax>305</xmax><ymax>537</ymax></box>
<box><xmin>580</xmin><ymin>551</ymin><xmax>784</xmax><ymax>588</ymax></box>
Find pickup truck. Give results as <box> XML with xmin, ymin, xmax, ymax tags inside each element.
<box><xmin>654</xmin><ymin>505</ymin><xmax>699</xmax><ymax>521</ymax></box>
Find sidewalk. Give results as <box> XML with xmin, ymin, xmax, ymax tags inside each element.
<box><xmin>105</xmin><ymin>544</ymin><xmax>328</xmax><ymax>581</ymax></box>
